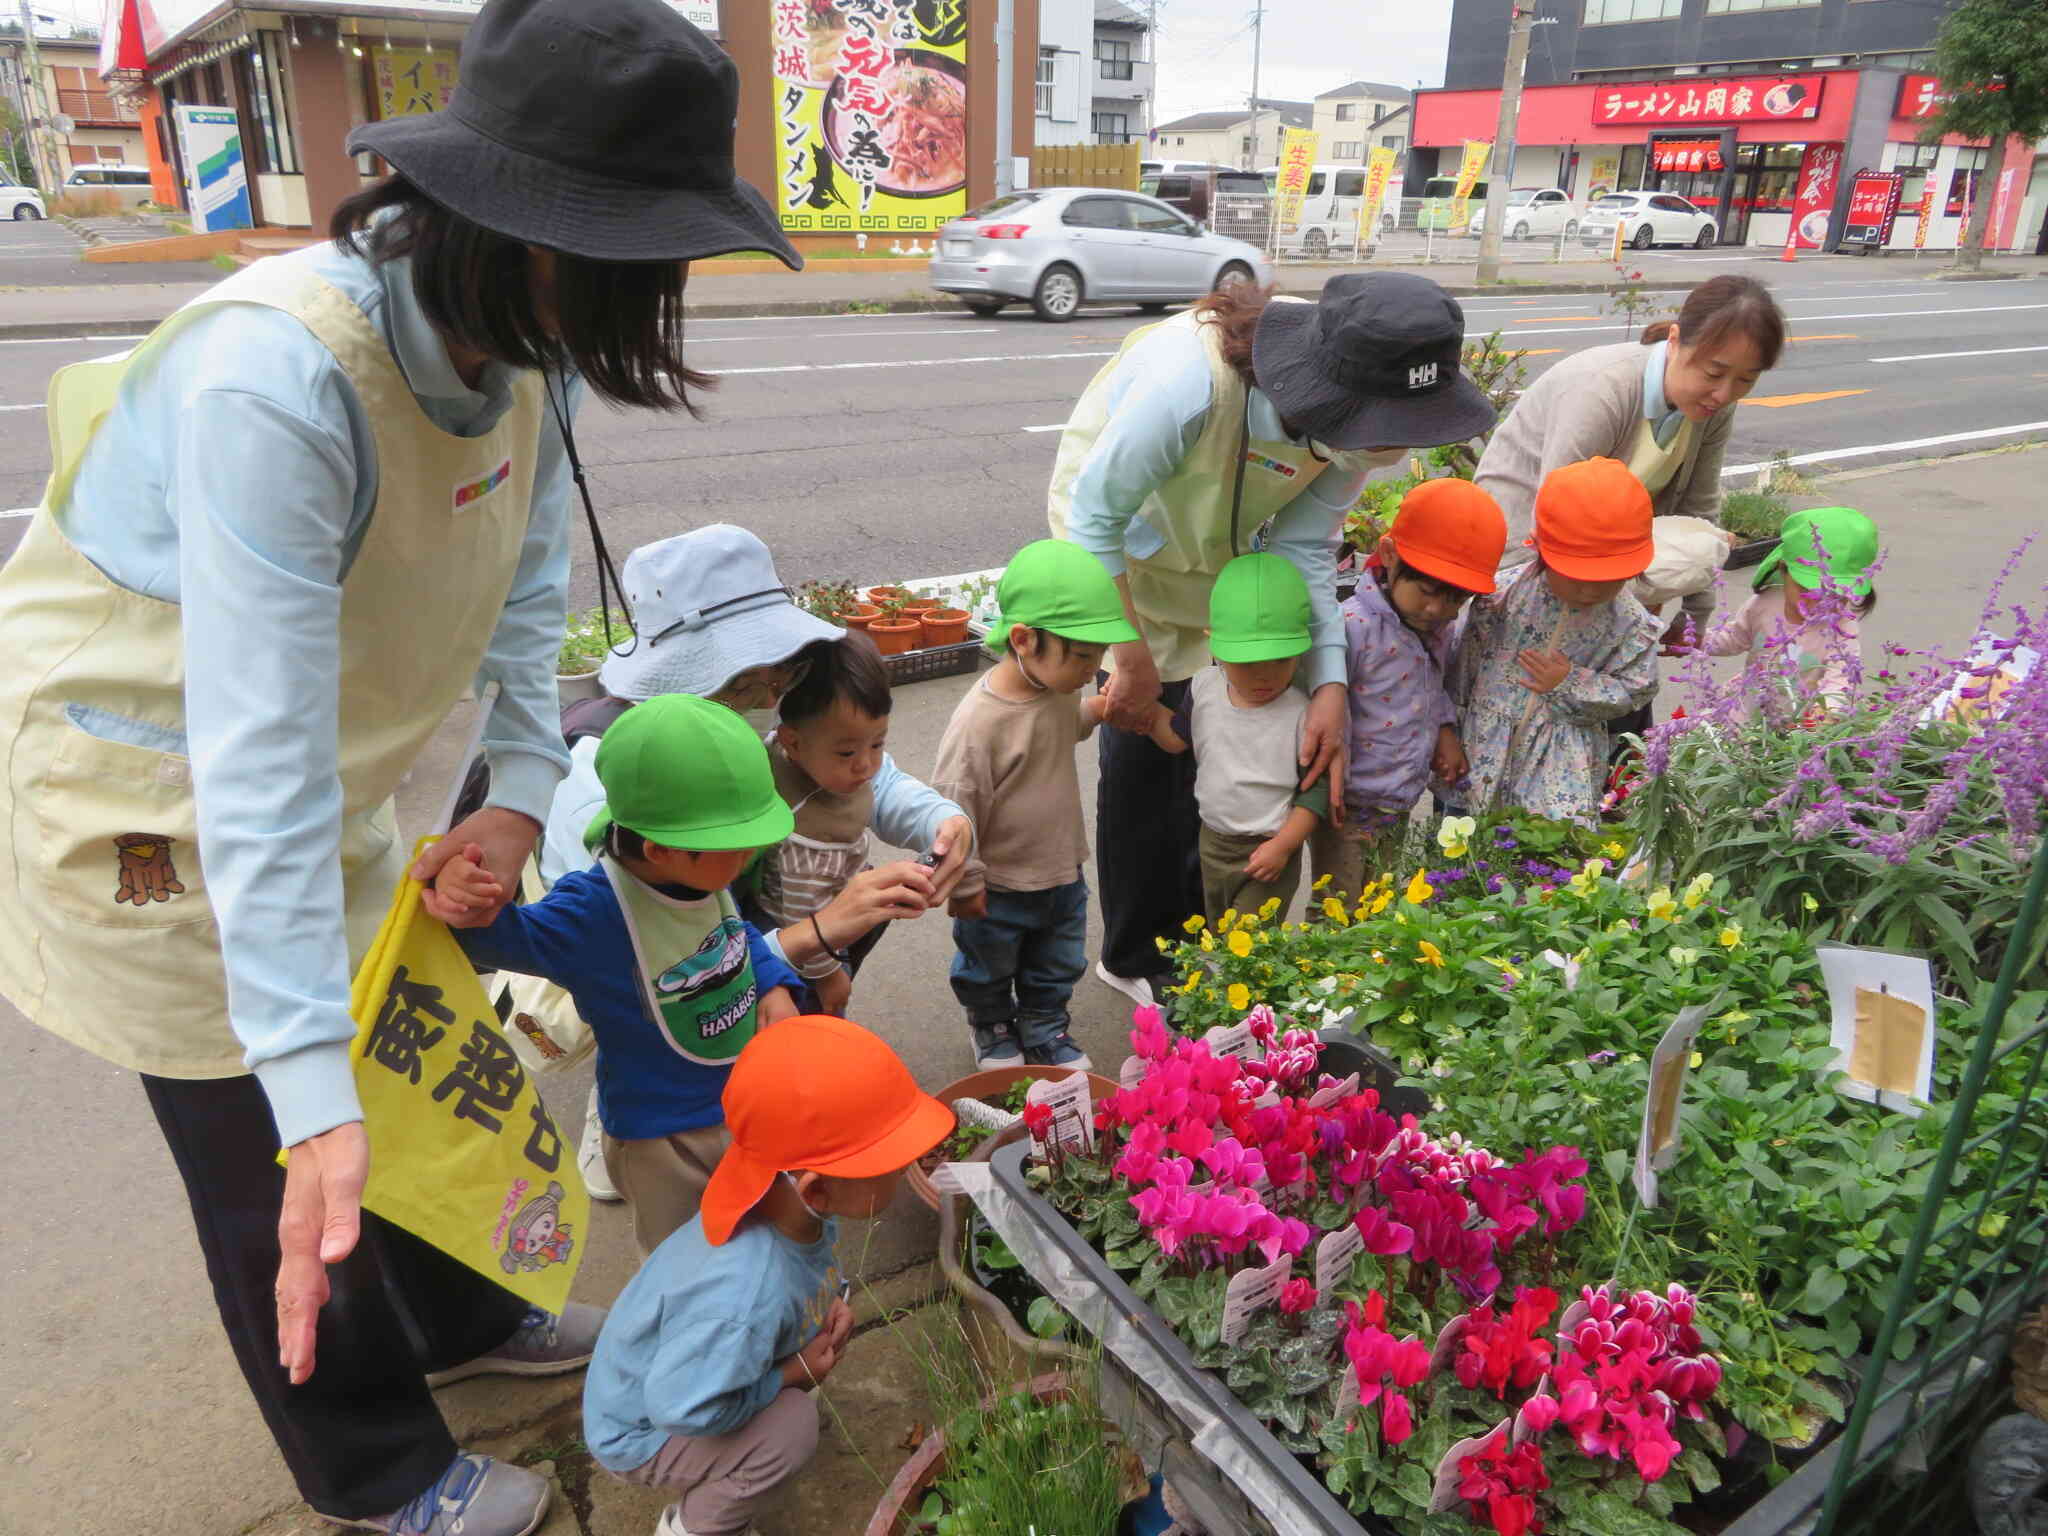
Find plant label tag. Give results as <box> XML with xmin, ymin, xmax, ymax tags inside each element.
<box><xmin>1221</xmin><ymin>1256</ymin><xmax>1292</xmax><ymax>1346</ymax></box>
<box><xmin>1315</xmin><ymin>1223</ymin><xmax>1364</xmax><ymax>1294</ymax></box>
<box><xmin>1252</xmin><ymin>1088</ymin><xmax>1283</xmax><ymax>1109</ymax></box>
<box><xmin>1024</xmin><ymin>1073</ymin><xmax>1094</xmax><ymax>1155</ymax></box>
<box><xmin>1816</xmin><ymin>943</ymin><xmax>1935</xmax><ymax>1117</ymax></box>
<box><xmin>1203</xmin><ymin>1021</ymin><xmax>1257</xmax><ymax>1061</ymax></box>
<box><xmin>1632</xmin><ymin>993</ymin><xmax>1722</xmax><ymax>1208</ymax></box>
<box><xmin>1118</xmin><ymin>1055</ymin><xmax>1147</xmax><ymax>1090</ymax></box>
<box><xmin>1429</xmin><ymin>1419</ymin><xmax>1512</xmax><ymax>1513</ymax></box>
<box><xmin>1306</xmin><ymin>1072</ymin><xmax>1361</xmax><ymax>1109</ymax></box>
<box><xmin>1429</xmin><ymin>1311</ymin><xmax>1473</xmax><ymax>1376</ymax></box>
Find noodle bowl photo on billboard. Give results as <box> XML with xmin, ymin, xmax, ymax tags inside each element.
<box><xmin>770</xmin><ymin>0</ymin><xmax>969</xmax><ymax>234</ymax></box>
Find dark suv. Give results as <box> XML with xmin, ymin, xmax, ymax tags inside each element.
<box><xmin>1140</xmin><ymin>166</ymin><xmax>1272</xmax><ymax>244</ymax></box>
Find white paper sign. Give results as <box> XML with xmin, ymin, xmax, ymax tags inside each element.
<box><xmin>1307</xmin><ymin>1072</ymin><xmax>1361</xmax><ymax>1109</ymax></box>
<box><xmin>1118</xmin><ymin>1054</ymin><xmax>1147</xmax><ymax>1090</ymax></box>
<box><xmin>1429</xmin><ymin>1311</ymin><xmax>1473</xmax><ymax>1376</ymax></box>
<box><xmin>1816</xmin><ymin>942</ymin><xmax>1937</xmax><ymax>1118</ymax></box>
<box><xmin>1631</xmin><ymin>993</ymin><xmax>1723</xmax><ymax>1208</ymax></box>
<box><xmin>1204</xmin><ymin>1021</ymin><xmax>1257</xmax><ymax>1061</ymax></box>
<box><xmin>1512</xmin><ymin>1373</ymin><xmax>1554</xmax><ymax>1446</ymax></box>
<box><xmin>1024</xmin><ymin>1072</ymin><xmax>1095</xmax><ymax>1155</ymax></box>
<box><xmin>1315</xmin><ymin>1222</ymin><xmax>1365</xmax><ymax>1294</ymax></box>
<box><xmin>1221</xmin><ymin>1256</ymin><xmax>1293</xmax><ymax>1346</ymax></box>
<box><xmin>1429</xmin><ymin>1418</ymin><xmax>1512</xmax><ymax>1512</ymax></box>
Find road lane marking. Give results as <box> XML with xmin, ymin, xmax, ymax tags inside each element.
<box><xmin>1787</xmin><ymin>334</ymin><xmax>1858</xmax><ymax>342</ymax></box>
<box><xmin>4</xmin><ymin>506</ymin><xmax>35</xmax><ymax>518</ymax></box>
<box><xmin>1508</xmin><ymin>301</ymin><xmax>2048</xmax><ymax>337</ymax></box>
<box><xmin>1022</xmin><ymin>423</ymin><xmax>1068</xmax><ymax>432</ymax></box>
<box><xmin>1512</xmin><ymin>315</ymin><xmax>1604</xmax><ymax>323</ymax></box>
<box><xmin>0</xmin><ymin>333</ymin><xmax>147</xmax><ymax>345</ymax></box>
<box><xmin>1869</xmin><ymin>344</ymin><xmax>2048</xmax><ymax>363</ymax></box>
<box><xmin>695</xmin><ymin>326</ymin><xmax>1000</xmax><ymax>344</ymax></box>
<box><xmin>1722</xmin><ymin>419</ymin><xmax>2048</xmax><ymax>476</ymax></box>
<box><xmin>1741</xmin><ymin>390</ymin><xmax>1869</xmax><ymax>408</ymax></box>
<box><xmin>1508</xmin><ymin>348</ymin><xmax>1564</xmax><ymax>356</ymax></box>
<box><xmin>1</xmin><ymin>402</ymin><xmax>47</xmax><ymax>412</ymax></box>
<box><xmin>720</xmin><ymin>349</ymin><xmax>1117</xmax><ymax>378</ymax></box>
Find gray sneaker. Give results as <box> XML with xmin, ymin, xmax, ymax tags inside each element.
<box><xmin>972</xmin><ymin>1022</ymin><xmax>1024</xmax><ymax>1070</ymax></box>
<box><xmin>327</xmin><ymin>1453</ymin><xmax>549</xmax><ymax>1536</ymax></box>
<box><xmin>426</xmin><ymin>1303</ymin><xmax>605</xmax><ymax>1387</ymax></box>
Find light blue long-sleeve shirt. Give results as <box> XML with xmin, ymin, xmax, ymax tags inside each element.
<box><xmin>1059</xmin><ymin>321</ymin><xmax>1365</xmax><ymax>691</ymax></box>
<box><xmin>60</xmin><ymin>237</ymin><xmax>578</xmax><ymax>1148</ymax></box>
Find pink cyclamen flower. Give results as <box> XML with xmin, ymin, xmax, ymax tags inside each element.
<box><xmin>1279</xmin><ymin>1278</ymin><xmax>1318</xmax><ymax>1316</ymax></box>
<box><xmin>1354</xmin><ymin>1206</ymin><xmax>1416</xmax><ymax>1257</ymax></box>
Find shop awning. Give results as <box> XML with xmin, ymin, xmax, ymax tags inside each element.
<box><xmin>1653</xmin><ymin>140</ymin><xmax>1725</xmax><ymax>172</ymax></box>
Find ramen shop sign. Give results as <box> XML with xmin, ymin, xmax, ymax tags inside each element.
<box><xmin>1593</xmin><ymin>75</ymin><xmax>1825</xmax><ymax>126</ymax></box>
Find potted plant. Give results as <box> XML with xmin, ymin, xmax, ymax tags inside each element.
<box><xmin>898</xmin><ymin>586</ymin><xmax>941</xmax><ymax>619</ymax></box>
<box><xmin>868</xmin><ymin>589</ymin><xmax>924</xmax><ymax>656</ymax></box>
<box><xmin>557</xmin><ymin>606</ymin><xmax>619</xmax><ymax>707</ymax></box>
<box><xmin>866</xmin><ymin>583</ymin><xmax>912</xmax><ymax>608</ymax></box>
<box><xmin>909</xmin><ymin>1064</ymin><xmax>1120</xmax><ymax>1211</ymax></box>
<box><xmin>796</xmin><ymin>579</ymin><xmax>869</xmax><ymax>629</ymax></box>
<box><xmin>919</xmin><ymin>605</ymin><xmax>972</xmax><ymax>648</ymax></box>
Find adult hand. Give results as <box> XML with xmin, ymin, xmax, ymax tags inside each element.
<box><xmin>1298</xmin><ymin>682</ymin><xmax>1348</xmax><ymax>823</ymax></box>
<box><xmin>1102</xmin><ymin>642</ymin><xmax>1163</xmax><ymax>734</ymax></box>
<box><xmin>412</xmin><ymin>807</ymin><xmax>541</xmax><ymax>920</ymax></box>
<box><xmin>276</xmin><ymin>1119</ymin><xmax>368</xmax><ymax>1385</ymax></box>
<box><xmin>924</xmin><ymin>816</ymin><xmax>975</xmax><ymax>905</ymax></box>
<box><xmin>1657</xmin><ymin>614</ymin><xmax>1696</xmax><ymax>658</ymax></box>
<box><xmin>809</xmin><ymin>862</ymin><xmax>935</xmax><ymax>955</ymax></box>
<box><xmin>419</xmin><ymin>842</ymin><xmax>502</xmax><ymax>927</ymax></box>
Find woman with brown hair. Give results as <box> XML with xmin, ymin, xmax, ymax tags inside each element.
<box><xmin>1476</xmin><ymin>274</ymin><xmax>1789</xmax><ymax>651</ymax></box>
<box><xmin>1048</xmin><ymin>273</ymin><xmax>1497</xmax><ymax>1008</ymax></box>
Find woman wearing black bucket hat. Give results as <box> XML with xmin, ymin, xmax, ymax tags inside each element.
<box><xmin>0</xmin><ymin>1</ymin><xmax>795</xmax><ymax>1531</ymax></box>
<box><xmin>1048</xmin><ymin>274</ymin><xmax>1496</xmax><ymax>1007</ymax></box>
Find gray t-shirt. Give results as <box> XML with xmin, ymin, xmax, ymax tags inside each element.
<box><xmin>1188</xmin><ymin>667</ymin><xmax>1322</xmax><ymax>839</ymax></box>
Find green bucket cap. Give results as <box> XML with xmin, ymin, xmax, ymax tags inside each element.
<box><xmin>1754</xmin><ymin>506</ymin><xmax>1879</xmax><ymax>598</ymax></box>
<box><xmin>1208</xmin><ymin>552</ymin><xmax>1312</xmax><ymax>663</ymax></box>
<box><xmin>585</xmin><ymin>694</ymin><xmax>794</xmax><ymax>852</ymax></box>
<box><xmin>985</xmin><ymin>539</ymin><xmax>1140</xmax><ymax>652</ymax></box>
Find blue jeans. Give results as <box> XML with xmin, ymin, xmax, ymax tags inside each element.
<box><xmin>950</xmin><ymin>879</ymin><xmax>1089</xmax><ymax>1050</ymax></box>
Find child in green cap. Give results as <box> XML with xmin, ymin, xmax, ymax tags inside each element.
<box><xmin>930</xmin><ymin>540</ymin><xmax>1141</xmax><ymax>1070</ymax></box>
<box><xmin>1702</xmin><ymin>505</ymin><xmax>1878</xmax><ymax>715</ymax></box>
<box><xmin>428</xmin><ymin>693</ymin><xmax>929</xmax><ymax>1255</ymax></box>
<box><xmin>1183</xmin><ymin>552</ymin><xmax>1331</xmax><ymax>925</ymax></box>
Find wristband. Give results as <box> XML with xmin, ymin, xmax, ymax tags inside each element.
<box><xmin>810</xmin><ymin>913</ymin><xmax>831</xmax><ymax>955</ymax></box>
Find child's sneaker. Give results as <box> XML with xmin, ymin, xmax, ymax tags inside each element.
<box><xmin>325</xmin><ymin>1453</ymin><xmax>549</xmax><ymax>1535</ymax></box>
<box><xmin>973</xmin><ymin>1022</ymin><xmax>1025</xmax><ymax>1069</ymax></box>
<box><xmin>1024</xmin><ymin>1032</ymin><xmax>1093</xmax><ymax>1071</ymax></box>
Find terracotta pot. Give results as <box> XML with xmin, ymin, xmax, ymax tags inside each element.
<box><xmin>863</xmin><ymin>1372</ymin><xmax>1069</xmax><ymax>1536</ymax></box>
<box><xmin>837</xmin><ymin>603</ymin><xmax>881</xmax><ymax>630</ymax></box>
<box><xmin>919</xmin><ymin>607</ymin><xmax>971</xmax><ymax>647</ymax></box>
<box><xmin>899</xmin><ymin>597</ymin><xmax>940</xmax><ymax>616</ymax></box>
<box><xmin>865</xmin><ymin>585</ymin><xmax>910</xmax><ymax>606</ymax></box>
<box><xmin>908</xmin><ymin>1064</ymin><xmax>1120</xmax><ymax>1212</ymax></box>
<box><xmin>868</xmin><ymin>618</ymin><xmax>921</xmax><ymax>656</ymax></box>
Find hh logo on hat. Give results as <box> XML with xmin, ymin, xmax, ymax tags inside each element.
<box><xmin>1407</xmin><ymin>362</ymin><xmax>1439</xmax><ymax>391</ymax></box>
<box><xmin>454</xmin><ymin>459</ymin><xmax>513</xmax><ymax>511</ymax></box>
<box><xmin>1244</xmin><ymin>450</ymin><xmax>1299</xmax><ymax>479</ymax></box>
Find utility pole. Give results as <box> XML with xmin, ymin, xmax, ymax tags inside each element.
<box><xmin>1145</xmin><ymin>0</ymin><xmax>1160</xmax><ymax>143</ymax></box>
<box><xmin>14</xmin><ymin>0</ymin><xmax>57</xmax><ymax>194</ymax></box>
<box><xmin>1475</xmin><ymin>1</ymin><xmax>1534</xmax><ymax>285</ymax></box>
<box><xmin>1244</xmin><ymin>2</ymin><xmax>1263</xmax><ymax>171</ymax></box>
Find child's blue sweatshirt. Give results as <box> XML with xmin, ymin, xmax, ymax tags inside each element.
<box><xmin>584</xmin><ymin>1211</ymin><xmax>840</xmax><ymax>1470</ymax></box>
<box><xmin>453</xmin><ymin>866</ymin><xmax>801</xmax><ymax>1139</ymax></box>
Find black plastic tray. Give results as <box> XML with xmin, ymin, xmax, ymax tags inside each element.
<box><xmin>883</xmin><ymin>637</ymin><xmax>986</xmax><ymax>686</ymax></box>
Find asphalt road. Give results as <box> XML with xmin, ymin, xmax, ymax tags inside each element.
<box><xmin>0</xmin><ymin>214</ymin><xmax>222</xmax><ymax>287</ymax></box>
<box><xmin>5</xmin><ymin>257</ymin><xmax>2044</xmax><ymax>590</ymax></box>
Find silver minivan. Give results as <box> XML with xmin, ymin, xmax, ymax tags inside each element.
<box><xmin>62</xmin><ymin>164</ymin><xmax>155</xmax><ymax>208</ymax></box>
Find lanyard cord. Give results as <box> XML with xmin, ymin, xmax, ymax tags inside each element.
<box><xmin>1228</xmin><ymin>389</ymin><xmax>1252</xmax><ymax>558</ymax></box>
<box><xmin>544</xmin><ymin>367</ymin><xmax>637</xmax><ymax>657</ymax></box>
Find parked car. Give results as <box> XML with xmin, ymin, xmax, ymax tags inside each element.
<box><xmin>1140</xmin><ymin>166</ymin><xmax>1272</xmax><ymax>244</ymax></box>
<box><xmin>928</xmin><ymin>186</ymin><xmax>1272</xmax><ymax>322</ymax></box>
<box><xmin>62</xmin><ymin>164</ymin><xmax>154</xmax><ymax>207</ymax></box>
<box><xmin>1466</xmin><ymin>187</ymin><xmax>1580</xmax><ymax>240</ymax></box>
<box><xmin>1261</xmin><ymin>164</ymin><xmax>1401</xmax><ymax>257</ymax></box>
<box><xmin>1416</xmin><ymin>175</ymin><xmax>1490</xmax><ymax>232</ymax></box>
<box><xmin>3</xmin><ymin>180</ymin><xmax>46</xmax><ymax>220</ymax></box>
<box><xmin>1579</xmin><ymin>190</ymin><xmax>1718</xmax><ymax>250</ymax></box>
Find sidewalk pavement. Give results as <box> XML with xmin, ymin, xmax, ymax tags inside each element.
<box><xmin>7</xmin><ymin>248</ymin><xmax>2046</xmax><ymax>338</ymax></box>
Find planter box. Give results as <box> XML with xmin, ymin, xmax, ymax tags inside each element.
<box><xmin>883</xmin><ymin>636</ymin><xmax>987</xmax><ymax>687</ymax></box>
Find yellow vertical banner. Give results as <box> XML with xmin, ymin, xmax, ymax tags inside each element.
<box><xmin>372</xmin><ymin>49</ymin><xmax>458</xmax><ymax>120</ymax></box>
<box><xmin>350</xmin><ymin>841</ymin><xmax>587</xmax><ymax>1314</ymax></box>
<box><xmin>1273</xmin><ymin>127</ymin><xmax>1320</xmax><ymax>235</ymax></box>
<box><xmin>770</xmin><ymin>0</ymin><xmax>969</xmax><ymax>235</ymax></box>
<box><xmin>1358</xmin><ymin>144</ymin><xmax>1398</xmax><ymax>247</ymax></box>
<box><xmin>1450</xmin><ymin>138</ymin><xmax>1490</xmax><ymax>233</ymax></box>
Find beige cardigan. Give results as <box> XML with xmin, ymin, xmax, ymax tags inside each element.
<box><xmin>1475</xmin><ymin>341</ymin><xmax>1733</xmax><ymax>623</ymax></box>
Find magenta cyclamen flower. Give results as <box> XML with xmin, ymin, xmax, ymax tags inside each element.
<box><xmin>1353</xmin><ymin>1205</ymin><xmax>1416</xmax><ymax>1257</ymax></box>
<box><xmin>1198</xmin><ymin>1136</ymin><xmax>1266</xmax><ymax>1190</ymax></box>
<box><xmin>1278</xmin><ymin>1277</ymin><xmax>1318</xmax><ymax>1315</ymax></box>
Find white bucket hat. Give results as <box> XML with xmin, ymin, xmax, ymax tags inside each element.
<box><xmin>599</xmin><ymin>526</ymin><xmax>845</xmax><ymax>701</ymax></box>
<box><xmin>1631</xmin><ymin>516</ymin><xmax>1733</xmax><ymax>611</ymax></box>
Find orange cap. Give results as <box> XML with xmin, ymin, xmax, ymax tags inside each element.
<box><xmin>700</xmin><ymin>1016</ymin><xmax>954</xmax><ymax>1246</ymax></box>
<box><xmin>1532</xmin><ymin>458</ymin><xmax>1655</xmax><ymax>581</ymax></box>
<box><xmin>1390</xmin><ymin>479</ymin><xmax>1508</xmax><ymax>594</ymax></box>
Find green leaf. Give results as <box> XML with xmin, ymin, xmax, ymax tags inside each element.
<box><xmin>1026</xmin><ymin>1296</ymin><xmax>1069</xmax><ymax>1339</ymax></box>
<box><xmin>1799</xmin><ymin>1267</ymin><xmax>1848</xmax><ymax>1316</ymax></box>
<box><xmin>919</xmin><ymin>1492</ymin><xmax>944</xmax><ymax>1522</ymax></box>
<box><xmin>1391</xmin><ymin>1461</ymin><xmax>1436</xmax><ymax>1509</ymax></box>
<box><xmin>1677</xmin><ymin>1446</ymin><xmax>1722</xmax><ymax>1494</ymax></box>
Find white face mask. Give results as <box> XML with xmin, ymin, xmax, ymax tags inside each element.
<box><xmin>741</xmin><ymin>707</ymin><xmax>781</xmax><ymax>739</ymax></box>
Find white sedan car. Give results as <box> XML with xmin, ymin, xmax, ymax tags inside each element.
<box><xmin>1467</xmin><ymin>187</ymin><xmax>1580</xmax><ymax>241</ymax></box>
<box><xmin>929</xmin><ymin>186</ymin><xmax>1272</xmax><ymax>322</ymax></box>
<box><xmin>1579</xmin><ymin>191</ymin><xmax>1719</xmax><ymax>251</ymax></box>
<box><xmin>3</xmin><ymin>180</ymin><xmax>46</xmax><ymax>221</ymax></box>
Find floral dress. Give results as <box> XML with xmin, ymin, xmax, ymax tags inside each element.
<box><xmin>1448</xmin><ymin>566</ymin><xmax>1661</xmax><ymax>823</ymax></box>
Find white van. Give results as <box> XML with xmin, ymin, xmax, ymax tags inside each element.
<box><xmin>1260</xmin><ymin>164</ymin><xmax>1402</xmax><ymax>257</ymax></box>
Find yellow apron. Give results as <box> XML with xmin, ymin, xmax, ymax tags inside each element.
<box><xmin>1048</xmin><ymin>308</ymin><xmax>1329</xmax><ymax>683</ymax></box>
<box><xmin>1625</xmin><ymin>412</ymin><xmax>1696</xmax><ymax>499</ymax></box>
<box><xmin>0</xmin><ymin>251</ymin><xmax>542</xmax><ymax>1079</ymax></box>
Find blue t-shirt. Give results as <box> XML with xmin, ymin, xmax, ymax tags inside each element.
<box><xmin>584</xmin><ymin>1211</ymin><xmax>841</xmax><ymax>1470</ymax></box>
<box><xmin>451</xmin><ymin>866</ymin><xmax>800</xmax><ymax>1139</ymax></box>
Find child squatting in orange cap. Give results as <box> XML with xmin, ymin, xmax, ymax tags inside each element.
<box><xmin>1445</xmin><ymin>458</ymin><xmax>1664</xmax><ymax>825</ymax></box>
<box><xmin>581</xmin><ymin>1017</ymin><xmax>952</xmax><ymax>1534</ymax></box>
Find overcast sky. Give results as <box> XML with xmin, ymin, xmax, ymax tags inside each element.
<box><xmin>1147</xmin><ymin>0</ymin><xmax>1457</xmax><ymax>123</ymax></box>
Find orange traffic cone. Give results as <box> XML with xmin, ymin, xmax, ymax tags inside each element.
<box><xmin>1779</xmin><ymin>218</ymin><xmax>1799</xmax><ymax>263</ymax></box>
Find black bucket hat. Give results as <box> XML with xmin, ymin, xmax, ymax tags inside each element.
<box><xmin>1250</xmin><ymin>273</ymin><xmax>1495</xmax><ymax>451</ymax></box>
<box><xmin>348</xmin><ymin>0</ymin><xmax>801</xmax><ymax>268</ymax></box>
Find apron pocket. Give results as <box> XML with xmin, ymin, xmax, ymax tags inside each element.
<box><xmin>34</xmin><ymin>705</ymin><xmax>209</xmax><ymax>928</ymax></box>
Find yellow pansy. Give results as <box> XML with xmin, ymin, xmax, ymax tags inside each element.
<box><xmin>1371</xmin><ymin>950</ymin><xmax>1387</xmax><ymax>965</ymax></box>
<box><xmin>1199</xmin><ymin>930</ymin><xmax>1215</xmax><ymax>952</ymax></box>
<box><xmin>1180</xmin><ymin>973</ymin><xmax>1202</xmax><ymax>995</ymax></box>
<box><xmin>1670</xmin><ymin>946</ymin><xmax>1701</xmax><ymax>967</ymax></box>
<box><xmin>1312</xmin><ymin>873</ymin><xmax>1333</xmax><ymax>892</ymax></box>
<box><xmin>1721</xmin><ymin>1009</ymin><xmax>1752</xmax><ymax>1024</ymax></box>
<box><xmin>1610</xmin><ymin>919</ymin><xmax>1632</xmax><ymax>935</ymax></box>
<box><xmin>1155</xmin><ymin>936</ymin><xmax>1170</xmax><ymax>952</ymax></box>
<box><xmin>1802</xmin><ymin>893</ymin><xmax>1820</xmax><ymax>913</ymax></box>
<box><xmin>1398</xmin><ymin>1009</ymin><xmax>1417</xmax><ymax>1025</ymax></box>
<box><xmin>1683</xmin><ymin>873</ymin><xmax>1714</xmax><ymax>909</ymax></box>
<box><xmin>1645</xmin><ymin>887</ymin><xmax>1678</xmax><ymax>922</ymax></box>
<box><xmin>1718</xmin><ymin>924</ymin><xmax>1743</xmax><ymax>949</ymax></box>
<box><xmin>1602</xmin><ymin>840</ymin><xmax>1626</xmax><ymax>859</ymax></box>
<box><xmin>1228</xmin><ymin>930</ymin><xmax>1253</xmax><ymax>958</ymax></box>
<box><xmin>1567</xmin><ymin>857</ymin><xmax>1608</xmax><ymax>896</ymax></box>
<box><xmin>1322</xmin><ymin>897</ymin><xmax>1350</xmax><ymax>925</ymax></box>
<box><xmin>1220</xmin><ymin>908</ymin><xmax>1239</xmax><ymax>931</ymax></box>
<box><xmin>1259</xmin><ymin>897</ymin><xmax>1282</xmax><ymax>920</ymax></box>
<box><xmin>1182</xmin><ymin>914</ymin><xmax>1207</xmax><ymax>935</ymax></box>
<box><xmin>1405</xmin><ymin>869</ymin><xmax>1435</xmax><ymax>905</ymax></box>
<box><xmin>1417</xmin><ymin>940</ymin><xmax>1445</xmax><ymax>968</ymax></box>
<box><xmin>1370</xmin><ymin>888</ymin><xmax>1395</xmax><ymax>916</ymax></box>
<box><xmin>1688</xmin><ymin>1051</ymin><xmax>1704</xmax><ymax>1070</ymax></box>
<box><xmin>1227</xmin><ymin>983</ymin><xmax>1251</xmax><ymax>1010</ymax></box>
<box><xmin>1436</xmin><ymin>816</ymin><xmax>1476</xmax><ymax>860</ymax></box>
<box><xmin>1485</xmin><ymin>956</ymin><xmax>1523</xmax><ymax>981</ymax></box>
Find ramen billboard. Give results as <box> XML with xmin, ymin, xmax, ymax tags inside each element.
<box><xmin>771</xmin><ymin>0</ymin><xmax>970</xmax><ymax>233</ymax></box>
